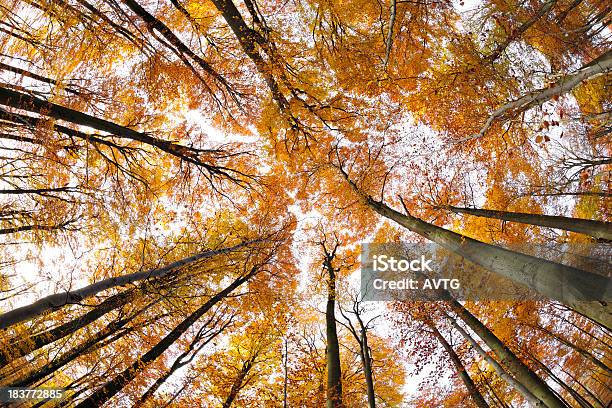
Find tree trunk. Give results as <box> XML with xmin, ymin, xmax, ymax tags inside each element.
<box><xmin>486</xmin><ymin>0</ymin><xmax>557</xmax><ymax>62</ymax></box>
<box><xmin>72</xmin><ymin>267</ymin><xmax>258</xmax><ymax>408</ymax></box>
<box><xmin>467</xmin><ymin>49</ymin><xmax>612</xmax><ymax>141</ymax></box>
<box><xmin>207</xmin><ymin>0</ymin><xmax>289</xmax><ymax>112</ymax></box>
<box><xmin>447</xmin><ymin>315</ymin><xmax>546</xmax><ymax>407</ymax></box>
<box><xmin>526</xmin><ymin>323</ymin><xmax>611</xmax><ymax>376</ymax></box>
<box><xmin>120</xmin><ymin>0</ymin><xmax>226</xmax><ymax>86</ymax></box>
<box><xmin>446</xmin><ymin>206</ymin><xmax>612</xmax><ymax>241</ymax></box>
<box><xmin>222</xmin><ymin>355</ymin><xmax>257</xmax><ymax>408</ymax></box>
<box><xmin>323</xmin><ymin>251</ymin><xmax>344</xmax><ymax>408</ymax></box>
<box><xmin>559</xmin><ymin>365</ymin><xmax>606</xmax><ymax>407</ymax></box>
<box><xmin>426</xmin><ymin>319</ymin><xmax>490</xmax><ymax>408</ymax></box>
<box><xmin>479</xmin><ymin>367</ymin><xmax>512</xmax><ymax>408</ymax></box>
<box><xmin>0</xmin><ymin>62</ymin><xmax>80</xmax><ymax>94</ymax></box>
<box><xmin>355</xmin><ymin>314</ymin><xmax>376</xmax><ymax>408</ymax></box>
<box><xmin>0</xmin><ymin>86</ymin><xmax>240</xmax><ymax>172</ymax></box>
<box><xmin>448</xmin><ymin>300</ymin><xmax>569</xmax><ymax>408</ymax></box>
<box><xmin>355</xmin><ymin>192</ymin><xmax>611</xmax><ymax>329</ymax></box>
<box><xmin>283</xmin><ymin>338</ymin><xmax>288</xmax><ymax>408</ymax></box>
<box><xmin>0</xmin><ymin>288</ymin><xmax>137</xmax><ymax>366</ymax></box>
<box><xmin>133</xmin><ymin>318</ymin><xmax>230</xmax><ymax>408</ymax></box>
<box><xmin>0</xmin><ymin>239</ymin><xmax>258</xmax><ymax>329</ymax></box>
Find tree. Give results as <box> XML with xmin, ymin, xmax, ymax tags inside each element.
<box><xmin>423</xmin><ymin>317</ymin><xmax>490</xmax><ymax>408</ymax></box>
<box><xmin>338</xmin><ymin>293</ymin><xmax>377</xmax><ymax>408</ymax></box>
<box><xmin>443</xmin><ymin>205</ymin><xmax>612</xmax><ymax>241</ymax></box>
<box><xmin>320</xmin><ymin>236</ymin><xmax>345</xmax><ymax>408</ymax></box>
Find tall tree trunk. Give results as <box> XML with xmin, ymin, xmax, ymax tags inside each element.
<box><xmin>72</xmin><ymin>267</ymin><xmax>259</xmax><ymax>408</ymax></box>
<box><xmin>383</xmin><ymin>0</ymin><xmax>397</xmax><ymax>67</ymax></box>
<box><xmin>467</xmin><ymin>49</ymin><xmax>612</xmax><ymax>141</ymax></box>
<box><xmin>425</xmin><ymin>319</ymin><xmax>490</xmax><ymax>408</ymax></box>
<box><xmin>133</xmin><ymin>317</ymin><xmax>231</xmax><ymax>408</ymax></box>
<box><xmin>0</xmin><ymin>62</ymin><xmax>81</xmax><ymax>95</ymax></box>
<box><xmin>447</xmin><ymin>314</ymin><xmax>546</xmax><ymax>407</ymax></box>
<box><xmin>119</xmin><ymin>0</ymin><xmax>229</xmax><ymax>90</ymax></box>
<box><xmin>559</xmin><ymin>365</ymin><xmax>607</xmax><ymax>407</ymax></box>
<box><xmin>486</xmin><ymin>0</ymin><xmax>557</xmax><ymax>62</ymax></box>
<box><xmin>222</xmin><ymin>355</ymin><xmax>257</xmax><ymax>408</ymax></box>
<box><xmin>0</xmin><ymin>86</ymin><xmax>243</xmax><ymax>174</ymax></box>
<box><xmin>355</xmin><ymin>314</ymin><xmax>376</xmax><ymax>408</ymax></box>
<box><xmin>339</xmin><ymin>303</ymin><xmax>376</xmax><ymax>408</ymax></box>
<box><xmin>345</xmin><ymin>183</ymin><xmax>611</xmax><ymax>328</ymax></box>
<box><xmin>479</xmin><ymin>367</ymin><xmax>512</xmax><ymax>408</ymax></box>
<box><xmin>525</xmin><ymin>323</ymin><xmax>611</xmax><ymax>375</ymax></box>
<box><xmin>0</xmin><ymin>239</ymin><xmax>258</xmax><ymax>329</ymax></box>
<box><xmin>0</xmin><ymin>288</ymin><xmax>137</xmax><ymax>366</ymax></box>
<box><xmin>207</xmin><ymin>0</ymin><xmax>289</xmax><ymax>112</ymax></box>
<box><xmin>448</xmin><ymin>300</ymin><xmax>569</xmax><ymax>408</ymax></box>
<box><xmin>322</xmin><ymin>245</ymin><xmax>344</xmax><ymax>408</ymax></box>
<box><xmin>446</xmin><ymin>206</ymin><xmax>612</xmax><ymax>241</ymax></box>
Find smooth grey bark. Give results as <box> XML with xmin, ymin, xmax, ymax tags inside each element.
<box><xmin>340</xmin><ymin>169</ymin><xmax>594</xmax><ymax>405</ymax></box>
<box><xmin>446</xmin><ymin>206</ymin><xmax>612</xmax><ymax>241</ymax></box>
<box><xmin>464</xmin><ymin>49</ymin><xmax>612</xmax><ymax>142</ymax></box>
<box><xmin>426</xmin><ymin>319</ymin><xmax>490</xmax><ymax>408</ymax></box>
<box><xmin>0</xmin><ymin>239</ymin><xmax>258</xmax><ymax>329</ymax></box>
<box><xmin>449</xmin><ymin>300</ymin><xmax>569</xmax><ymax>408</ymax></box>
<box><xmin>447</xmin><ymin>314</ymin><xmax>546</xmax><ymax>407</ymax></box>
<box><xmin>345</xmin><ymin>182</ymin><xmax>611</xmax><ymax>328</ymax></box>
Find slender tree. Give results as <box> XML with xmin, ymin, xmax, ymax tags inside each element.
<box><xmin>448</xmin><ymin>300</ymin><xmax>569</xmax><ymax>408</ymax></box>
<box><xmin>424</xmin><ymin>318</ymin><xmax>491</xmax><ymax>408</ymax></box>
<box><xmin>444</xmin><ymin>205</ymin><xmax>612</xmax><ymax>241</ymax></box>
<box><xmin>446</xmin><ymin>313</ymin><xmax>546</xmax><ymax>407</ymax></box>
<box><xmin>320</xmin><ymin>238</ymin><xmax>344</xmax><ymax>408</ymax></box>
<box><xmin>133</xmin><ymin>311</ymin><xmax>233</xmax><ymax>408</ymax></box>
